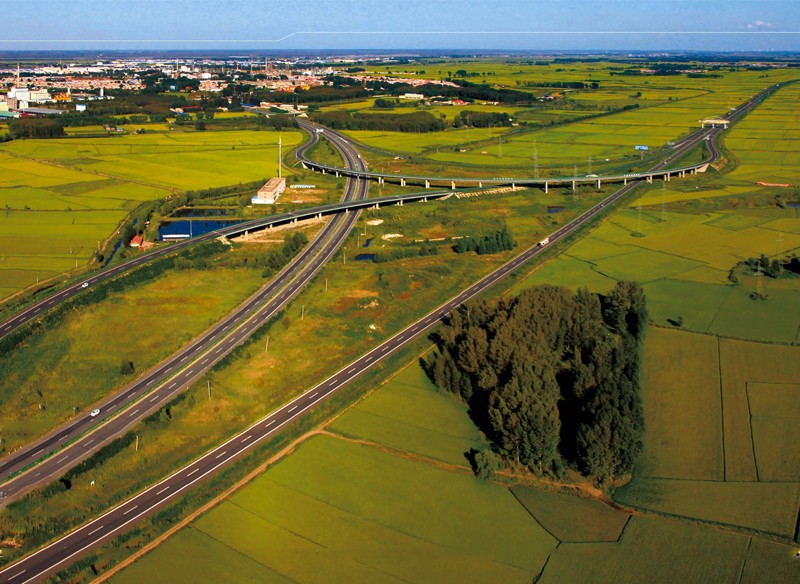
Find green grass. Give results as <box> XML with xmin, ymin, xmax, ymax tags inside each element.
<box><xmin>113</xmin><ymin>435</ymin><xmax>557</xmax><ymax>584</ymax></box>
<box><xmin>329</xmin><ymin>361</ymin><xmax>484</xmax><ymax>466</ymax></box>
<box><xmin>511</xmin><ymin>486</ymin><xmax>630</xmax><ymax>543</ymax></box>
<box><xmin>0</xmin><ymin>265</ymin><xmax>265</xmax><ymax>451</ymax></box>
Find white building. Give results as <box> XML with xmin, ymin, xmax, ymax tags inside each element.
<box><xmin>252</xmin><ymin>177</ymin><xmax>286</xmax><ymax>205</ymax></box>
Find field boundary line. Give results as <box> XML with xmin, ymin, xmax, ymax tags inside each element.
<box><xmin>736</xmin><ymin>537</ymin><xmax>753</xmax><ymax>584</ymax></box>
<box><xmin>743</xmin><ymin>382</ymin><xmax>760</xmax><ymax>482</ymax></box>
<box><xmin>508</xmin><ymin>489</ymin><xmax>562</xmax><ymax>545</ymax></box>
<box><xmin>319</xmin><ymin>430</ymin><xmax>473</xmax><ymax>474</ymax></box>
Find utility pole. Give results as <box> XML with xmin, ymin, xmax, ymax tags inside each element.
<box><xmin>265</xmin><ymin>335</ymin><xmax>269</xmax><ymax>354</ymax></box>
<box><xmin>301</xmin><ymin>305</ymin><xmax>305</xmax><ymax>320</ymax></box>
<box><xmin>532</xmin><ymin>139</ymin><xmax>539</xmax><ymax>179</ymax></box>
<box><xmin>278</xmin><ymin>135</ymin><xmax>282</xmax><ymax>178</ymax></box>
<box><xmin>325</xmin><ymin>278</ymin><xmax>328</xmax><ymax>292</ymax></box>
<box><xmin>135</xmin><ymin>435</ymin><xmax>139</xmax><ymax>451</ymax></box>
<box><xmin>636</xmin><ymin>201</ymin><xmax>643</xmax><ymax>236</ymax></box>
<box><xmin>207</xmin><ymin>379</ymin><xmax>211</xmax><ymax>401</ymax></box>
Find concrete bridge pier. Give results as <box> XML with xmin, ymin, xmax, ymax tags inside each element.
<box><xmin>378</xmin><ymin>176</ymin><xmax>384</xmax><ymax>185</ymax></box>
<box><xmin>451</xmin><ymin>180</ymin><xmax>456</xmax><ymax>190</ymax></box>
<box><xmin>647</xmin><ymin>176</ymin><xmax>653</xmax><ymax>184</ymax></box>
<box><xmin>511</xmin><ymin>182</ymin><xmax>516</xmax><ymax>189</ymax></box>
<box><xmin>422</xmin><ymin>197</ymin><xmax>427</xmax><ymax>202</ymax></box>
<box><xmin>425</xmin><ymin>180</ymin><xmax>430</xmax><ymax>189</ymax></box>
<box><xmin>596</xmin><ymin>179</ymin><xmax>601</xmax><ymax>190</ymax></box>
<box><xmin>664</xmin><ymin>173</ymin><xmax>670</xmax><ymax>182</ymax></box>
<box><xmin>293</xmin><ymin>217</ymin><xmax>298</xmax><ymax>224</ymax></box>
<box><xmin>624</xmin><ymin>178</ymin><xmax>627</xmax><ymax>186</ymax></box>
<box><xmin>571</xmin><ymin>180</ymin><xmax>576</xmax><ymax>191</ymax></box>
<box><xmin>374</xmin><ymin>203</ymin><xmax>379</xmax><ymax>210</ymax></box>
<box><xmin>335</xmin><ymin>171</ymin><xmax>340</xmax><ymax>178</ymax></box>
<box><xmin>321</xmin><ymin>168</ymin><xmax>326</xmax><ymax>174</ymax></box>
<box><xmin>478</xmin><ymin>181</ymin><xmax>482</xmax><ymax>188</ymax></box>
<box><xmin>544</xmin><ymin>181</ymin><xmax>548</xmax><ymax>194</ymax></box>
<box><xmin>400</xmin><ymin>178</ymin><xmax>406</xmax><ymax>187</ymax></box>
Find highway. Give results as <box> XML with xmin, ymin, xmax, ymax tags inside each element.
<box><xmin>295</xmin><ymin>83</ymin><xmax>787</xmax><ymax>190</ymax></box>
<box><xmin>0</xmin><ymin>126</ymin><xmax>370</xmax><ymax>504</ymax></box>
<box><xmin>0</xmin><ymin>84</ymin><xmax>782</xmax><ymax>583</ymax></box>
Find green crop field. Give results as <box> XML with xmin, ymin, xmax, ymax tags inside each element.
<box><xmin>614</xmin><ymin>327</ymin><xmax>800</xmax><ymax>537</ymax></box>
<box><xmin>112</xmin><ymin>435</ymin><xmax>558</xmax><ymax>584</ymax></box>
<box><xmin>719</xmin><ymin>339</ymin><xmax>800</xmax><ymax>482</ymax></box>
<box><xmin>511</xmin><ymin>486</ymin><xmax>630</xmax><ymax>543</ymax></box>
<box><xmin>615</xmin><ymin>478</ymin><xmax>800</xmax><ymax>538</ymax></box>
<box><xmin>636</xmin><ymin>327</ymin><xmax>724</xmax><ymax>481</ymax></box>
<box><xmin>339</xmin><ymin>62</ymin><xmax>798</xmax><ymax>174</ymax></box>
<box><xmin>330</xmin><ymin>361</ymin><xmax>484</xmax><ymax>466</ymax></box>
<box><xmin>538</xmin><ymin>515</ymin><xmax>754</xmax><ymax>584</ymax></box>
<box><xmin>0</xmin><ymin>126</ymin><xmax>302</xmax><ymax>298</ymax></box>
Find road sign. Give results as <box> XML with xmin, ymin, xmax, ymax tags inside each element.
<box><xmin>635</xmin><ymin>145</ymin><xmax>649</xmax><ymax>151</ymax></box>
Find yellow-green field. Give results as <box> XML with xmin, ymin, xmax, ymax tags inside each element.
<box><xmin>615</xmin><ymin>327</ymin><xmax>800</xmax><ymax>538</ymax></box>
<box><xmin>0</xmin><ymin>126</ymin><xmax>301</xmax><ymax>298</ymax></box>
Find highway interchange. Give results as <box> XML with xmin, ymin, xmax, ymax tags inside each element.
<box><xmin>0</xmin><ymin>83</ymin><xmax>785</xmax><ymax>583</ymax></box>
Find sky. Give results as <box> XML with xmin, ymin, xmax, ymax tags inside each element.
<box><xmin>2</xmin><ymin>0</ymin><xmax>799</xmax><ymax>52</ymax></box>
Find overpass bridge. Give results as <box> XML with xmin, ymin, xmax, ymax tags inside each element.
<box><xmin>295</xmin><ymin>81</ymin><xmax>787</xmax><ymax>193</ymax></box>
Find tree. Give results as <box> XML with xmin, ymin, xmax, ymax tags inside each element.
<box><xmin>424</xmin><ymin>283</ymin><xmax>646</xmax><ymax>484</ymax></box>
<box><xmin>119</xmin><ymin>359</ymin><xmax>135</xmax><ymax>375</ymax></box>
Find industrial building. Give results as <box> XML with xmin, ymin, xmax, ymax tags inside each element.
<box><xmin>252</xmin><ymin>177</ymin><xmax>286</xmax><ymax>205</ymax></box>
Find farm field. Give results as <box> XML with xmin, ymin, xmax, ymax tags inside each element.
<box><xmin>0</xmin><ymin>126</ymin><xmax>301</xmax><ymax>298</ymax></box>
<box><xmin>514</xmin><ymin>81</ymin><xmax>800</xmax><ymax>344</ymax></box>
<box><xmin>614</xmin><ymin>327</ymin><xmax>800</xmax><ymax>538</ymax></box>
<box><xmin>517</xmin><ymin>205</ymin><xmax>800</xmax><ymax>343</ymax></box>
<box><xmin>329</xmin><ymin>360</ymin><xmax>484</xmax><ymax>466</ymax></box>
<box><xmin>112</xmin><ymin>435</ymin><xmax>558</xmax><ymax>584</ymax></box>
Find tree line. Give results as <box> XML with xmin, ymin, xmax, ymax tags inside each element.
<box><xmin>310</xmin><ymin>110</ymin><xmax>446</xmax><ymax>133</ymax></box>
<box><xmin>453</xmin><ymin>225</ymin><xmax>514</xmax><ymax>255</ymax></box>
<box><xmin>423</xmin><ymin>282</ymin><xmax>648</xmax><ymax>484</ymax></box>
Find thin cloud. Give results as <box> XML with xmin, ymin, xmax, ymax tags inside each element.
<box><xmin>746</xmin><ymin>20</ymin><xmax>773</xmax><ymax>30</ymax></box>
